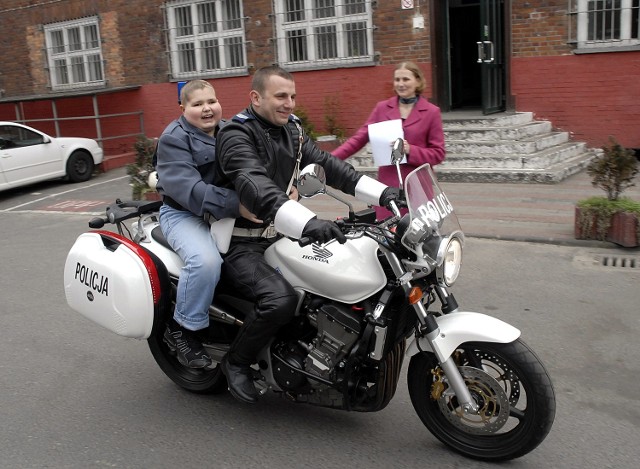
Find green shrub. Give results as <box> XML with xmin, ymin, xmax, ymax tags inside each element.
<box><xmin>576</xmin><ymin>196</ymin><xmax>640</xmax><ymax>241</ymax></box>
<box><xmin>587</xmin><ymin>136</ymin><xmax>638</xmax><ymax>201</ymax></box>
<box><xmin>577</xmin><ymin>196</ymin><xmax>640</xmax><ymax>215</ymax></box>
<box><xmin>323</xmin><ymin>96</ymin><xmax>345</xmax><ymax>140</ymax></box>
<box><xmin>126</xmin><ymin>136</ymin><xmax>157</xmax><ymax>200</ymax></box>
<box><xmin>294</xmin><ymin>105</ymin><xmax>319</xmax><ymax>141</ymax></box>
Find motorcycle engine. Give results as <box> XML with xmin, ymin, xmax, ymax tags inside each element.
<box><xmin>272</xmin><ymin>302</ymin><xmax>363</xmax><ymax>393</ymax></box>
<box><xmin>304</xmin><ymin>303</ymin><xmax>362</xmax><ymax>379</ymax></box>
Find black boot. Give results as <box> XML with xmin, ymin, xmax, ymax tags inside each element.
<box><xmin>221</xmin><ymin>357</ymin><xmax>258</xmax><ymax>404</ymax></box>
<box><xmin>223</xmin><ymin>315</ymin><xmax>282</xmax><ymax>403</ymax></box>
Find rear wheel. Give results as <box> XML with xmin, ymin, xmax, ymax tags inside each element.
<box><xmin>66</xmin><ymin>150</ymin><xmax>95</xmax><ymax>182</ymax></box>
<box><xmin>408</xmin><ymin>339</ymin><xmax>555</xmax><ymax>461</ymax></box>
<box><xmin>148</xmin><ymin>326</ymin><xmax>228</xmax><ymax>394</ymax></box>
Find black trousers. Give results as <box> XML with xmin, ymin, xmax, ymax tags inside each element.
<box><xmin>221</xmin><ymin>237</ymin><xmax>298</xmax><ymax>365</ymax></box>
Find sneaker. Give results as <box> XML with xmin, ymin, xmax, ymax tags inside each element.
<box><xmin>163</xmin><ymin>323</ymin><xmax>212</xmax><ymax>368</ymax></box>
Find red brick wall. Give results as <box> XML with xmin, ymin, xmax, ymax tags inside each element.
<box><xmin>5</xmin><ymin>0</ymin><xmax>636</xmax><ymax>157</ymax></box>
<box><xmin>512</xmin><ymin>52</ymin><xmax>640</xmax><ymax>149</ymax></box>
<box><xmin>127</xmin><ymin>63</ymin><xmax>430</xmax><ymax>140</ymax></box>
<box><xmin>0</xmin><ymin>0</ymin><xmax>428</xmax><ymax>96</ymax></box>
<box><xmin>512</xmin><ymin>1</ymin><xmax>573</xmax><ymax>57</ymax></box>
<box><xmin>0</xmin><ymin>0</ymin><xmax>431</xmax><ymax>153</ymax></box>
<box><xmin>0</xmin><ymin>1</ymin><xmax>166</xmax><ymax>96</ymax></box>
<box><xmin>0</xmin><ymin>62</ymin><xmax>430</xmax><ymax>152</ymax></box>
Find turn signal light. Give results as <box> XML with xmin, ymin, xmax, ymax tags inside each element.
<box><xmin>408</xmin><ymin>286</ymin><xmax>423</xmax><ymax>304</ymax></box>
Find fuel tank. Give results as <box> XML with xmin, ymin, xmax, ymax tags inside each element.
<box><xmin>264</xmin><ymin>236</ymin><xmax>386</xmax><ymax>304</ymax></box>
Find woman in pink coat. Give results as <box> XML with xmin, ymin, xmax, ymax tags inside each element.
<box><xmin>332</xmin><ymin>61</ymin><xmax>446</xmax><ymax>217</ymax></box>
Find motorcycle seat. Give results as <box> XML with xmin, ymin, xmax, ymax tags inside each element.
<box><xmin>151</xmin><ymin>225</ymin><xmax>173</xmax><ymax>251</ymax></box>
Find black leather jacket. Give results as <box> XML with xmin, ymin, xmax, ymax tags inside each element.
<box><xmin>215</xmin><ymin>106</ymin><xmax>362</xmax><ymax>230</ymax></box>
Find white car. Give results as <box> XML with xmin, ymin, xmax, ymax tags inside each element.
<box><xmin>0</xmin><ymin>121</ymin><xmax>104</xmax><ymax>192</ymax></box>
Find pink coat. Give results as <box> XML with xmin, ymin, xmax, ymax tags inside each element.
<box><xmin>332</xmin><ymin>96</ymin><xmax>446</xmax><ymax>189</ymax></box>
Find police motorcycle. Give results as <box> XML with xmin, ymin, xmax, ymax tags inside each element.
<box><xmin>64</xmin><ymin>139</ymin><xmax>555</xmax><ymax>461</ymax></box>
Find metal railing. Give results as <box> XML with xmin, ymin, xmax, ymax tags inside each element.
<box><xmin>11</xmin><ymin>90</ymin><xmax>145</xmax><ymax>151</ymax></box>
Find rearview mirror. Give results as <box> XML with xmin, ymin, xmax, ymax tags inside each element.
<box><xmin>391</xmin><ymin>138</ymin><xmax>404</xmax><ymax>166</ymax></box>
<box><xmin>297</xmin><ymin>164</ymin><xmax>326</xmax><ymax>197</ymax></box>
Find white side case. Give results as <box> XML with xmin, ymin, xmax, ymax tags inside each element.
<box><xmin>63</xmin><ymin>232</ymin><xmax>156</xmax><ymax>339</ymax></box>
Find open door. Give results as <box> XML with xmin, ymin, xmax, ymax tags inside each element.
<box><xmin>478</xmin><ymin>0</ymin><xmax>506</xmax><ymax>114</ymax></box>
<box><xmin>430</xmin><ymin>0</ymin><xmax>508</xmax><ymax>114</ymax></box>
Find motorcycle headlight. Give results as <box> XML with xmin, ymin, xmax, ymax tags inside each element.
<box><xmin>436</xmin><ymin>234</ymin><xmax>463</xmax><ymax>286</ymax></box>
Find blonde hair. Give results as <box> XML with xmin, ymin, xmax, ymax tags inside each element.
<box><xmin>180</xmin><ymin>80</ymin><xmax>214</xmax><ymax>104</ymax></box>
<box><xmin>395</xmin><ymin>61</ymin><xmax>426</xmax><ymax>95</ymax></box>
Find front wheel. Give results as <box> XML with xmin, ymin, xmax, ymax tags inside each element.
<box><xmin>408</xmin><ymin>339</ymin><xmax>555</xmax><ymax>461</ymax></box>
<box><xmin>66</xmin><ymin>150</ymin><xmax>95</xmax><ymax>182</ymax></box>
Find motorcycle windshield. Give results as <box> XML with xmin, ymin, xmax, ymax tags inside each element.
<box><xmin>401</xmin><ymin>164</ymin><xmax>462</xmax><ymax>266</ymax></box>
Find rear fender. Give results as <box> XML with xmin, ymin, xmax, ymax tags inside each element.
<box><xmin>406</xmin><ymin>311</ymin><xmax>521</xmax><ymax>362</ymax></box>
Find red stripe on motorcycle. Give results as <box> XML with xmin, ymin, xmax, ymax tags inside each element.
<box><xmin>94</xmin><ymin>230</ymin><xmax>161</xmax><ymax>305</ymax></box>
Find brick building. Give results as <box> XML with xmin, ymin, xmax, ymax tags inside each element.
<box><xmin>0</xmin><ymin>0</ymin><xmax>638</xmax><ymax>165</ymax></box>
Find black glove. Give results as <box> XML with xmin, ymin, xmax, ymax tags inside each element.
<box><xmin>379</xmin><ymin>187</ymin><xmax>406</xmax><ymax>209</ymax></box>
<box><xmin>301</xmin><ymin>218</ymin><xmax>346</xmax><ymax>245</ymax></box>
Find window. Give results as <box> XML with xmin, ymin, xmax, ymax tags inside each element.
<box><xmin>275</xmin><ymin>0</ymin><xmax>374</xmax><ymax>69</ymax></box>
<box><xmin>44</xmin><ymin>18</ymin><xmax>105</xmax><ymax>90</ymax></box>
<box><xmin>166</xmin><ymin>0</ymin><xmax>246</xmax><ymax>79</ymax></box>
<box><xmin>573</xmin><ymin>0</ymin><xmax>640</xmax><ymax>50</ymax></box>
<box><xmin>0</xmin><ymin>125</ymin><xmax>45</xmax><ymax>149</ymax></box>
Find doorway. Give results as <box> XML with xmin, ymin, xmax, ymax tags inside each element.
<box><xmin>450</xmin><ymin>3</ymin><xmax>482</xmax><ymax>108</ymax></box>
<box><xmin>431</xmin><ymin>0</ymin><xmax>508</xmax><ymax>114</ymax></box>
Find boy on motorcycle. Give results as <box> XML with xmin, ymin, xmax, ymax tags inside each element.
<box><xmin>155</xmin><ymin>80</ymin><xmax>259</xmax><ymax>368</ymax></box>
<box><xmin>215</xmin><ymin>65</ymin><xmax>401</xmax><ymax>403</ymax></box>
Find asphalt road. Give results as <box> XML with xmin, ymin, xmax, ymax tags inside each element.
<box><xmin>1</xmin><ymin>171</ymin><xmax>639</xmax><ymax>468</ymax></box>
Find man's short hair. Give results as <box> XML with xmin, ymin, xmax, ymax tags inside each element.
<box><xmin>251</xmin><ymin>65</ymin><xmax>294</xmax><ymax>94</ymax></box>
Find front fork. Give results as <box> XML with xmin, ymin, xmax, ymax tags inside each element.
<box><xmin>412</xmin><ymin>287</ymin><xmax>480</xmax><ymax>414</ymax></box>
<box><xmin>379</xmin><ymin>251</ymin><xmax>480</xmax><ymax>414</ymax></box>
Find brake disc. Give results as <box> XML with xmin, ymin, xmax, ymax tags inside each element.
<box><xmin>437</xmin><ymin>366</ymin><xmax>510</xmax><ymax>434</ymax></box>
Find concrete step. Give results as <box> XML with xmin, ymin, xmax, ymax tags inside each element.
<box><xmin>340</xmin><ymin>110</ymin><xmax>597</xmax><ymax>184</ymax></box>
<box><xmin>445</xmin><ymin>131</ymin><xmax>570</xmax><ymax>155</ymax></box>
<box><xmin>440</xmin><ymin>141</ymin><xmax>588</xmax><ymax>170</ymax></box>
<box><xmin>435</xmin><ymin>149</ymin><xmax>598</xmax><ymax>184</ymax></box>
<box><xmin>444</xmin><ymin>120</ymin><xmax>552</xmax><ymax>142</ymax></box>
<box><xmin>442</xmin><ymin>111</ymin><xmax>534</xmax><ymax>128</ymax></box>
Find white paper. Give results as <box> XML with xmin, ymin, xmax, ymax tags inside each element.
<box><xmin>368</xmin><ymin>119</ymin><xmax>406</xmax><ymax>166</ymax></box>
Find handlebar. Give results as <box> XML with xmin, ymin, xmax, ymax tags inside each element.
<box><xmin>89</xmin><ymin>199</ymin><xmax>162</xmax><ymax>228</ymax></box>
<box><xmin>297</xmin><ymin>218</ymin><xmax>345</xmax><ymax>247</ymax></box>
<box><xmin>298</xmin><ymin>236</ymin><xmax>313</xmax><ymax>247</ymax></box>
<box><xmin>296</xmin><ymin>215</ymin><xmax>396</xmax><ymax>248</ymax></box>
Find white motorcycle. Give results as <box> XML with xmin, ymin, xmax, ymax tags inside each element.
<box><xmin>64</xmin><ymin>139</ymin><xmax>555</xmax><ymax>461</ymax></box>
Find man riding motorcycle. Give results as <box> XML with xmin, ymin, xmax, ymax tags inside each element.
<box><xmin>214</xmin><ymin>65</ymin><xmax>401</xmax><ymax>404</ymax></box>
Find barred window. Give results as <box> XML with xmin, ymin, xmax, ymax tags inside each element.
<box><xmin>572</xmin><ymin>0</ymin><xmax>640</xmax><ymax>49</ymax></box>
<box><xmin>44</xmin><ymin>18</ymin><xmax>105</xmax><ymax>90</ymax></box>
<box><xmin>166</xmin><ymin>0</ymin><xmax>246</xmax><ymax>79</ymax></box>
<box><xmin>286</xmin><ymin>0</ymin><xmax>305</xmax><ymax>21</ymax></box>
<box><xmin>275</xmin><ymin>0</ymin><xmax>374</xmax><ymax>70</ymax></box>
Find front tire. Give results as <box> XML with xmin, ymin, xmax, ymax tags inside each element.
<box><xmin>148</xmin><ymin>327</ymin><xmax>227</xmax><ymax>394</ymax></box>
<box><xmin>408</xmin><ymin>339</ymin><xmax>555</xmax><ymax>461</ymax></box>
<box><xmin>66</xmin><ymin>150</ymin><xmax>95</xmax><ymax>182</ymax></box>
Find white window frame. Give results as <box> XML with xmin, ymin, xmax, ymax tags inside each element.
<box><xmin>575</xmin><ymin>0</ymin><xmax>640</xmax><ymax>50</ymax></box>
<box><xmin>44</xmin><ymin>17</ymin><xmax>105</xmax><ymax>90</ymax></box>
<box><xmin>165</xmin><ymin>0</ymin><xmax>247</xmax><ymax>79</ymax></box>
<box><xmin>274</xmin><ymin>0</ymin><xmax>374</xmax><ymax>70</ymax></box>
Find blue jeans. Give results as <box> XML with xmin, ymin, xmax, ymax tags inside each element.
<box><xmin>159</xmin><ymin>205</ymin><xmax>223</xmax><ymax>331</ymax></box>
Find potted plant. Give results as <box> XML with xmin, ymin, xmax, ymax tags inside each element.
<box><xmin>126</xmin><ymin>136</ymin><xmax>159</xmax><ymax>200</ymax></box>
<box><xmin>575</xmin><ymin>137</ymin><xmax>640</xmax><ymax>247</ymax></box>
